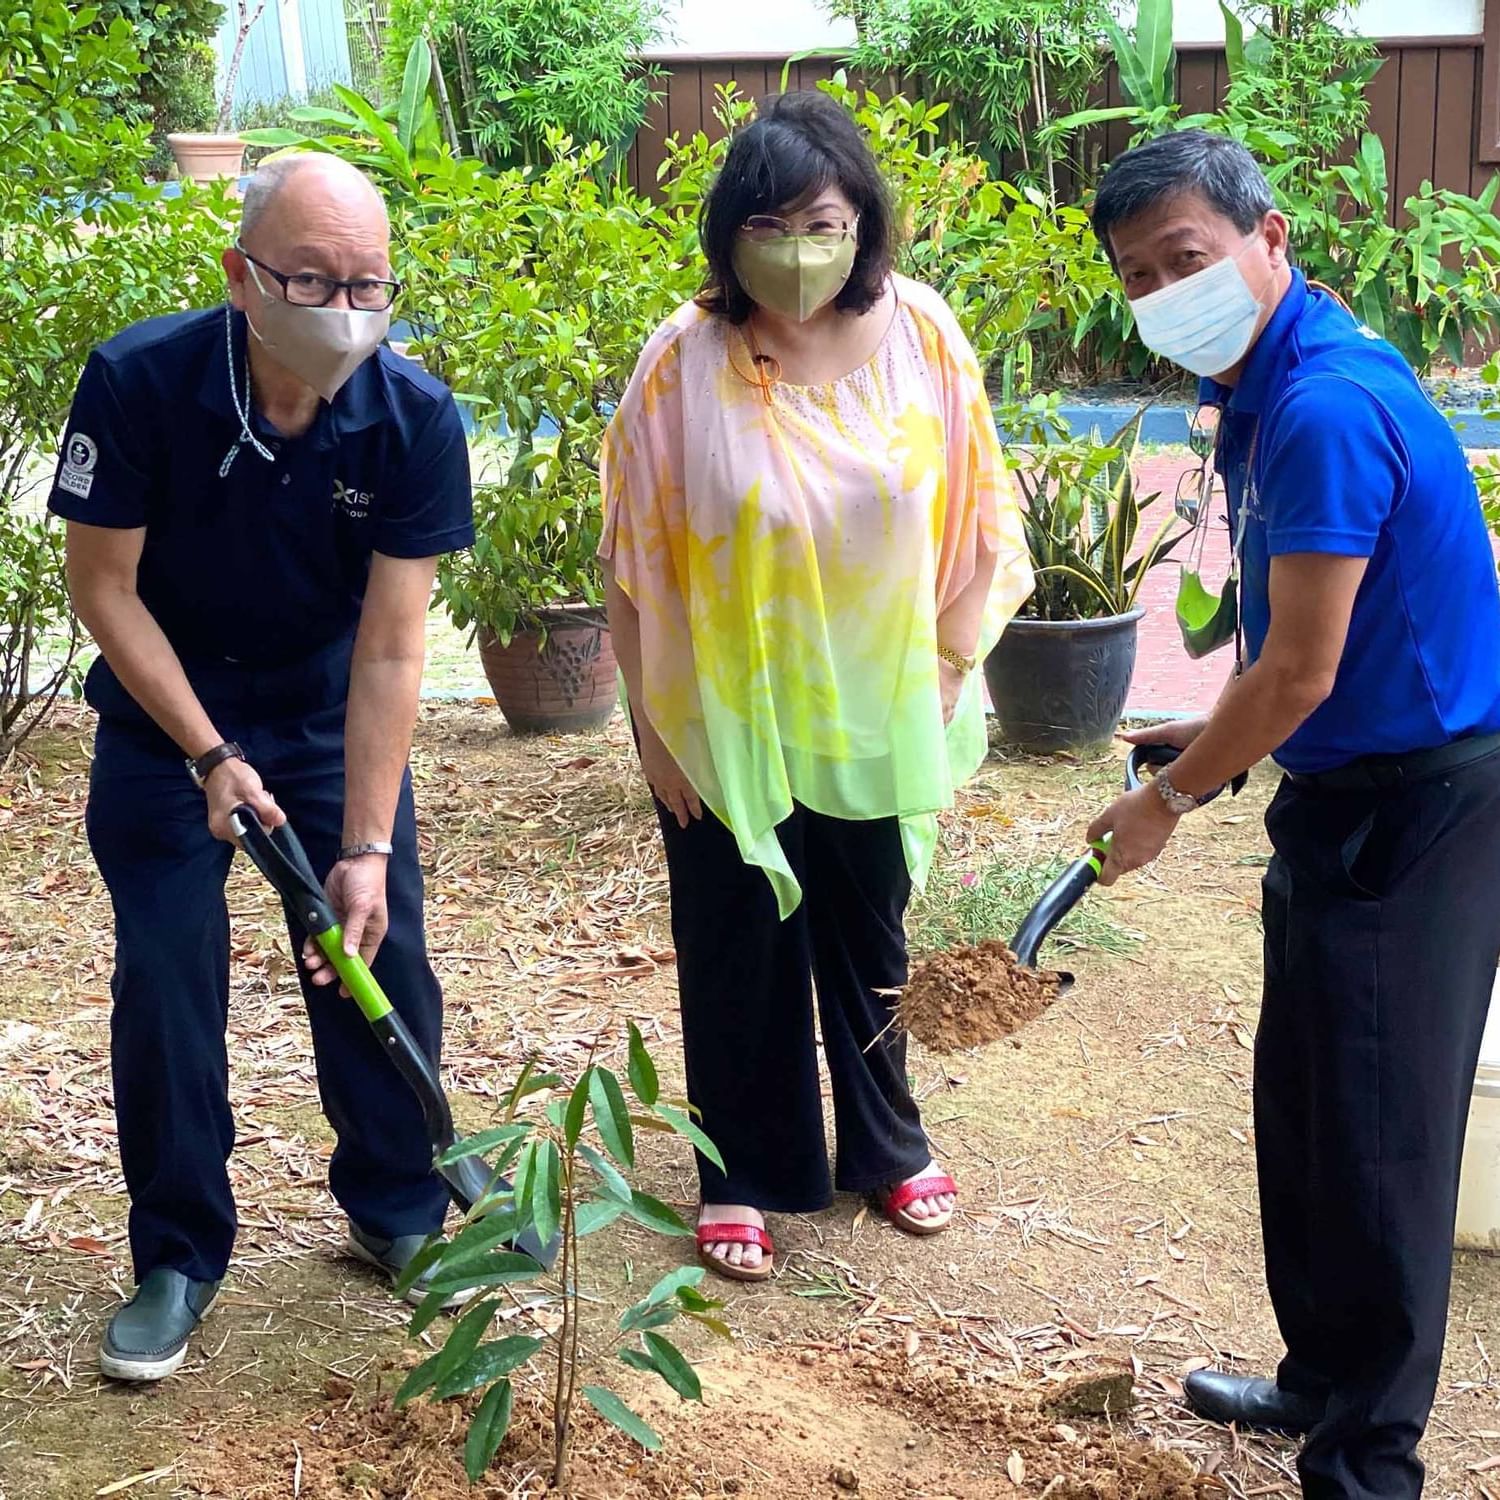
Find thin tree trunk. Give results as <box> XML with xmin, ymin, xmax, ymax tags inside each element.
<box><xmin>217</xmin><ymin>0</ymin><xmax>269</xmax><ymax>132</ymax></box>
<box><xmin>455</xmin><ymin>27</ymin><xmax>482</xmax><ymax>160</ymax></box>
<box><xmin>428</xmin><ymin>36</ymin><xmax>461</xmax><ymax>153</ymax></box>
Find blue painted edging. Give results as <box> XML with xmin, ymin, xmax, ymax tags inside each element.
<box><xmin>1050</xmin><ymin>402</ymin><xmax>1500</xmax><ymax>451</ymax></box>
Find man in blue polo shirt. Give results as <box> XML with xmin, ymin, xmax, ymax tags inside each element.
<box><xmin>50</xmin><ymin>154</ymin><xmax>475</xmax><ymax>1381</ymax></box>
<box><xmin>1085</xmin><ymin>131</ymin><xmax>1500</xmax><ymax>1498</ymax></box>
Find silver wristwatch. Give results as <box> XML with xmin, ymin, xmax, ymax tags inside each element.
<box><xmin>338</xmin><ymin>841</ymin><xmax>394</xmax><ymax>861</ymax></box>
<box><xmin>1156</xmin><ymin>769</ymin><xmax>1204</xmax><ymax>816</ymax></box>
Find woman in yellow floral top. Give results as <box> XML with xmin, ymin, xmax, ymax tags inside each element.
<box><xmin>601</xmin><ymin>92</ymin><xmax>1032</xmax><ymax>1283</ymax></box>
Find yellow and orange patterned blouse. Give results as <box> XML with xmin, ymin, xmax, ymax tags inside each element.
<box><xmin>600</xmin><ymin>275</ymin><xmax>1033</xmax><ymax>917</ymax></box>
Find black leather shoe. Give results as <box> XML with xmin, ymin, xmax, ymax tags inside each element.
<box><xmin>346</xmin><ymin>1222</ymin><xmax>477</xmax><ymax>1311</ymax></box>
<box><xmin>1184</xmin><ymin>1369</ymin><xmax>1325</xmax><ymax>1434</ymax></box>
<box><xmin>99</xmin><ymin>1268</ymin><xmax>219</xmax><ymax>1382</ymax></box>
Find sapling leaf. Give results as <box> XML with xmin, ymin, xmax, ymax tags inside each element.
<box><xmin>578</xmin><ymin>1143</ymin><xmax>632</xmax><ymax>1204</ymax></box>
<box><xmin>527</xmin><ymin>1138</ymin><xmax>562</xmax><ymax>1248</ymax></box>
<box><xmin>434</xmin><ymin>1335</ymin><xmax>544</xmax><ymax>1399</ymax></box>
<box><xmin>625</xmin><ymin>1189</ymin><xmax>692</xmax><ymax>1236</ymax></box>
<box><xmin>582</xmin><ymin>1386</ymin><xmax>662</xmax><ymax>1451</ymax></box>
<box><xmin>400</xmin><ymin>1296</ymin><xmax>496</xmax><ymax>1399</ymax></box>
<box><xmin>589</xmin><ymin>1068</ymin><xmax>635</xmax><ymax>1168</ymax></box>
<box><xmin>437</xmin><ymin>1124</ymin><xmax>529</xmax><ymax>1166</ymax></box>
<box><xmin>626</xmin><ymin>1021</ymin><xmax>659</xmax><ymax>1106</ymax></box>
<box><xmin>652</xmin><ymin>1103</ymin><xmax>725</xmax><ymax>1172</ymax></box>
<box><xmin>393</xmin><ymin>1346</ymin><xmax>446</xmax><ymax>1409</ymax></box>
<box><xmin>575</xmin><ymin>1198</ymin><xmax>627</xmax><ymax>1237</ymax></box>
<box><xmin>464</xmin><ymin>1378</ymin><xmax>514</xmax><ymax>1481</ymax></box>
<box><xmin>642</xmin><ymin>1265</ymin><xmax>706</xmax><ymax>1309</ymax></box>
<box><xmin>565</xmin><ymin>1069</ymin><xmax>593</xmax><ymax>1150</ymax></box>
<box><xmin>643</xmin><ymin>1332</ymin><xmax>702</xmax><ymax>1402</ymax></box>
<box><xmin>391</xmin><ymin>1235</ymin><xmax>444</xmax><ymax>1299</ymax></box>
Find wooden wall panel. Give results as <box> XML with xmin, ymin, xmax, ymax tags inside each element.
<box><xmin>1394</xmin><ymin>47</ymin><xmax>1440</xmax><ymax>212</ymax></box>
<box><xmin>630</xmin><ymin>42</ymin><xmax>1495</xmax><ymax>208</ymax></box>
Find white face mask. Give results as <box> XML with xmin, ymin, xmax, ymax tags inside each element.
<box><xmin>1128</xmin><ymin>249</ymin><xmax>1264</xmax><ymax>379</ymax></box>
<box><xmin>243</xmin><ymin>261</ymin><xmax>390</xmax><ymax>402</ymax></box>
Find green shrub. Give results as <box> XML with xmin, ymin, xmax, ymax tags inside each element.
<box><xmin>830</xmin><ymin>0</ymin><xmax>1114</xmax><ymax>191</ymax></box>
<box><xmin>400</xmin><ymin>135</ymin><xmax>703</xmax><ymax>643</ymax></box>
<box><xmin>93</xmin><ymin>0</ymin><xmax>226</xmax><ymax>173</ymax></box>
<box><xmin>0</xmin><ymin>0</ymin><xmax>232</xmax><ymax>751</ymax></box>
<box><xmin>460</xmin><ymin>0</ymin><xmax>666</xmax><ymax>170</ymax></box>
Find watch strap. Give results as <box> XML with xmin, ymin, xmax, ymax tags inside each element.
<box><xmin>188</xmin><ymin>741</ymin><xmax>245</xmax><ymax>788</ymax></box>
<box><xmin>1156</xmin><ymin>769</ymin><xmax>1206</xmax><ymax>814</ymax></box>
<box><xmin>338</xmin><ymin>841</ymin><xmax>394</xmax><ymax>861</ymax></box>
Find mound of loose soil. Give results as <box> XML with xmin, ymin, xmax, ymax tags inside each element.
<box><xmin>897</xmin><ymin>941</ymin><xmax>1062</xmax><ymax>1054</ymax></box>
<box><xmin>185</xmin><ymin>1348</ymin><xmax>1215</xmax><ymax>1500</ymax></box>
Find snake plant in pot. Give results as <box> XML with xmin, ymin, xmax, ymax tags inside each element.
<box><xmin>987</xmin><ymin>401</ymin><xmax>1183</xmax><ymax>752</ymax></box>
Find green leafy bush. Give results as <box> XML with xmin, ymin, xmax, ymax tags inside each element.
<box><xmin>401</xmin><ymin>136</ymin><xmax>702</xmax><ymax>643</ymax></box>
<box><xmin>830</xmin><ymin>0</ymin><xmax>1112</xmax><ymax>191</ymax></box>
<box><xmin>823</xmin><ymin>79</ymin><xmax>1126</xmax><ymax>390</ymax></box>
<box><xmin>395</xmin><ymin>1036</ymin><xmax>730</xmax><ymax>1486</ymax></box>
<box><xmin>0</xmin><ymin>0</ymin><xmax>232</xmax><ymax>751</ymax></box>
<box><xmin>92</xmin><ymin>0</ymin><xmax>226</xmax><ymax>173</ymax></box>
<box><xmin>1001</xmin><ymin>404</ymin><xmax>1183</xmax><ymax>619</ymax></box>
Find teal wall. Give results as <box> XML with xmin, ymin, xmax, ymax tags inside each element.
<box><xmin>215</xmin><ymin>0</ymin><xmax>354</xmax><ymax>118</ymax></box>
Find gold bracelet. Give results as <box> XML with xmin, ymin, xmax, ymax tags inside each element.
<box><xmin>937</xmin><ymin>645</ymin><xmax>976</xmax><ymax>674</ymax></box>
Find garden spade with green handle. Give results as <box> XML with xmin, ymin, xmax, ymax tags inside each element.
<box><xmin>1009</xmin><ymin>744</ymin><xmax>1246</xmax><ymax>981</ymax></box>
<box><xmin>229</xmin><ymin>805</ymin><xmax>559</xmax><ymax>1269</ymax></box>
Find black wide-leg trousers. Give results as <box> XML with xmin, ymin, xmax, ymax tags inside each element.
<box><xmin>1257</xmin><ymin>751</ymin><xmax>1500</xmax><ymax>1498</ymax></box>
<box><xmin>655</xmin><ymin>801</ymin><xmax>930</xmax><ymax>1211</ymax></box>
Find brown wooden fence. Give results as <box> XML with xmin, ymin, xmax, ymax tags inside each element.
<box><xmin>626</xmin><ymin>37</ymin><xmax>1496</xmax><ymax>214</ymax></box>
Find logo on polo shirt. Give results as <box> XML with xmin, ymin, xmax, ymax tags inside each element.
<box><xmin>57</xmin><ymin>432</ymin><xmax>98</xmax><ymax>498</ymax></box>
<box><xmin>334</xmin><ymin>478</ymin><xmax>372</xmax><ymax>519</ymax></box>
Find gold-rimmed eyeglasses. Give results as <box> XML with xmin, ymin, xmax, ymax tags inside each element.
<box><xmin>738</xmin><ymin>214</ymin><xmax>856</xmax><ymax>245</ymax></box>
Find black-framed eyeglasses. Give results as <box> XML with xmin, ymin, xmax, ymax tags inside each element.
<box><xmin>237</xmin><ymin>245</ymin><xmax>402</xmax><ymax>311</ymax></box>
<box><xmin>738</xmin><ymin>214</ymin><xmax>856</xmax><ymax>245</ymax></box>
<box><xmin>1175</xmin><ymin>409</ymin><xmax>1223</xmax><ymax>524</ymax></box>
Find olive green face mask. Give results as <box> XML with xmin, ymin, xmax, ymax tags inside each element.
<box><xmin>732</xmin><ymin>234</ymin><xmax>856</xmax><ymax>322</ymax></box>
<box><xmin>1176</xmin><ymin>567</ymin><xmax>1239</xmax><ymax>659</ymax></box>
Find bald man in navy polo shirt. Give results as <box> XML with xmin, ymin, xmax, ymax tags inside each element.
<box><xmin>1084</xmin><ymin>131</ymin><xmax>1500</xmax><ymax>1499</ymax></box>
<box><xmin>50</xmin><ymin>155</ymin><xmax>475</xmax><ymax>1382</ymax></box>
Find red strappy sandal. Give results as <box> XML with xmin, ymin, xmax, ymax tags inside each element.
<box><xmin>696</xmin><ymin>1219</ymin><xmax>774</xmax><ymax>1283</ymax></box>
<box><xmin>873</xmin><ymin>1172</ymin><xmax>958</xmax><ymax>1237</ymax></box>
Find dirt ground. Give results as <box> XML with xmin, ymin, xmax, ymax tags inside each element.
<box><xmin>3</xmin><ymin>703</ymin><xmax>1500</xmax><ymax>1499</ymax></box>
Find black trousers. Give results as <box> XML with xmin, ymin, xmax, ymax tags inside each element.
<box><xmin>84</xmin><ymin>643</ymin><xmax>450</xmax><ymax>1286</ymax></box>
<box><xmin>656</xmin><ymin>801</ymin><xmax>930</xmax><ymax>1210</ymax></box>
<box><xmin>1257</xmin><ymin>750</ymin><xmax>1500</xmax><ymax>1498</ymax></box>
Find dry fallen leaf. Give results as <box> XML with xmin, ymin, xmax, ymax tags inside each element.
<box><xmin>1007</xmin><ymin>1452</ymin><xmax>1026</xmax><ymax>1485</ymax></box>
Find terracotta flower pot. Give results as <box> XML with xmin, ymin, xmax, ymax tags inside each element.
<box><xmin>166</xmin><ymin>132</ymin><xmax>247</xmax><ymax>184</ymax></box>
<box><xmin>478</xmin><ymin>608</ymin><xmax>618</xmax><ymax>735</ymax></box>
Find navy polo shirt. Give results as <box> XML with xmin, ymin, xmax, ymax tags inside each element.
<box><xmin>49</xmin><ymin>306</ymin><xmax>473</xmax><ymax>669</ymax></box>
<box><xmin>1205</xmin><ymin>270</ymin><xmax>1500</xmax><ymax>774</ymax></box>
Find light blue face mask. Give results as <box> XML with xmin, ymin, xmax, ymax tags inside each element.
<box><xmin>1131</xmin><ymin>247</ymin><xmax>1262</xmax><ymax>379</ymax></box>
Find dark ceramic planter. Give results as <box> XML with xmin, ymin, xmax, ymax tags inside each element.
<box><xmin>984</xmin><ymin>609</ymin><xmax>1144</xmax><ymax>753</ymax></box>
<box><xmin>478</xmin><ymin>606</ymin><xmax>618</xmax><ymax>735</ymax></box>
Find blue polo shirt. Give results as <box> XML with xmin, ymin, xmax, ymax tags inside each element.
<box><xmin>49</xmin><ymin>306</ymin><xmax>473</xmax><ymax>670</ymax></box>
<box><xmin>1206</xmin><ymin>271</ymin><xmax>1500</xmax><ymax>774</ymax></box>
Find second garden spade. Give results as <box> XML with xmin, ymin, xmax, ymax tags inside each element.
<box><xmin>229</xmin><ymin>805</ymin><xmax>559</xmax><ymax>1268</ymax></box>
<box><xmin>1009</xmin><ymin>743</ymin><xmax>1246</xmax><ymax>980</ymax></box>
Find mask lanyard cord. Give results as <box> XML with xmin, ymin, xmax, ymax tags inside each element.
<box><xmin>1232</xmin><ymin>419</ymin><xmax>1261</xmax><ymax>679</ymax></box>
<box><xmin>220</xmin><ymin>302</ymin><xmax>276</xmax><ymax>477</ymax></box>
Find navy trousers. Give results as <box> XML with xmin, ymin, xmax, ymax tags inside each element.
<box><xmin>1258</xmin><ymin>750</ymin><xmax>1500</xmax><ymax>1499</ymax></box>
<box><xmin>84</xmin><ymin>642</ymin><xmax>449</xmax><ymax>1286</ymax></box>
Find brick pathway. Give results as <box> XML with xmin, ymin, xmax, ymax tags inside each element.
<box><xmin>1127</xmin><ymin>453</ymin><xmax>1232</xmax><ymax>718</ymax></box>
